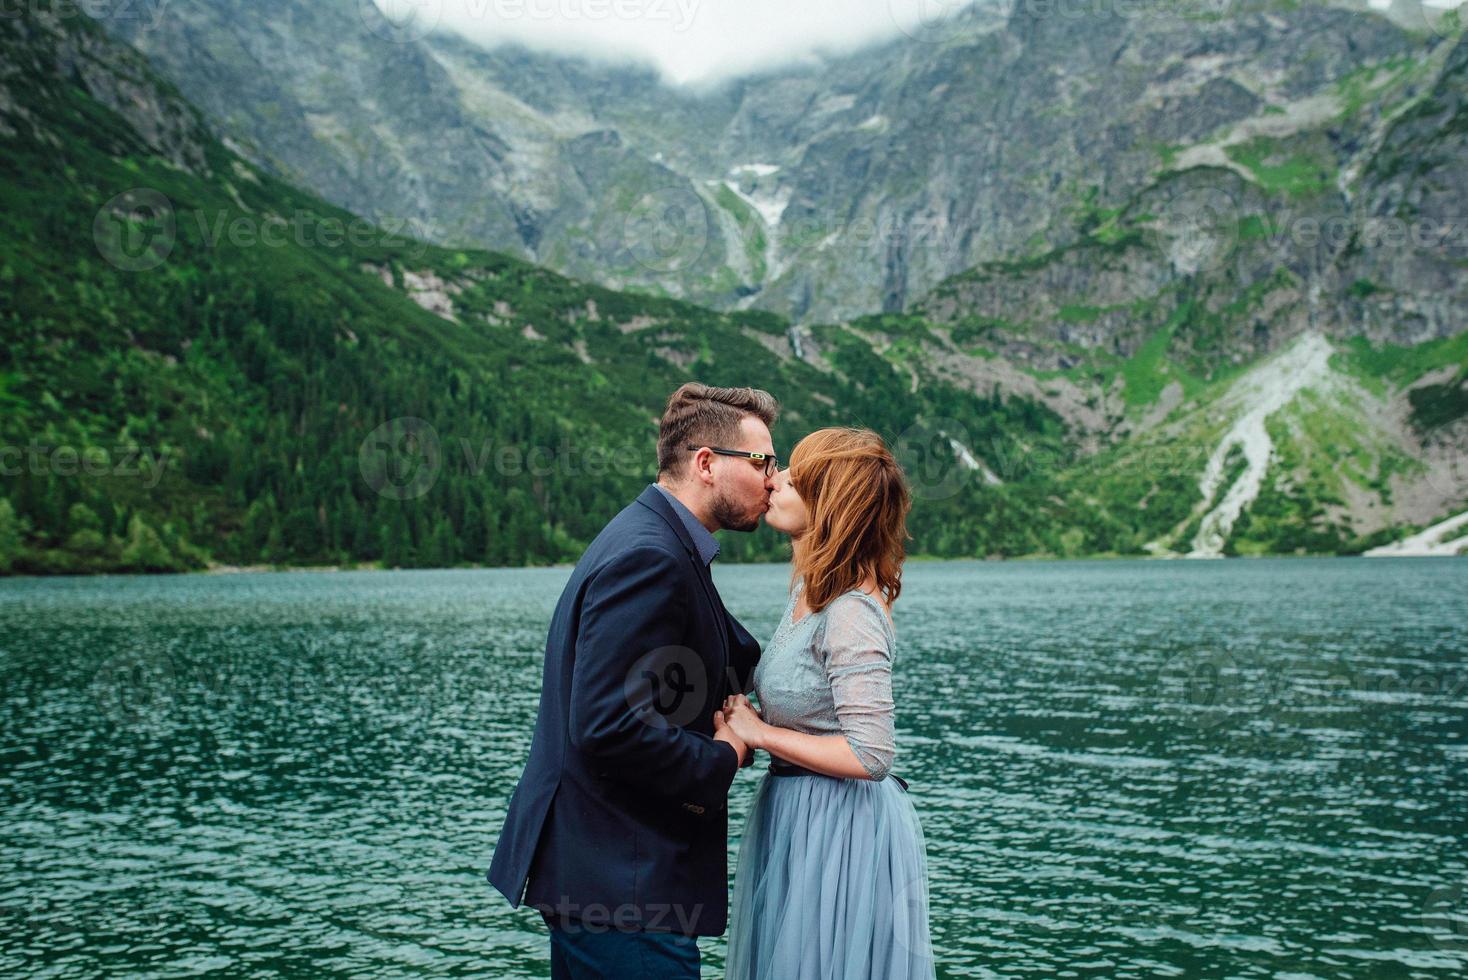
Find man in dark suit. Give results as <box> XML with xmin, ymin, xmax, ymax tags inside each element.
<box><xmin>487</xmin><ymin>382</ymin><xmax>781</xmax><ymax>979</ymax></box>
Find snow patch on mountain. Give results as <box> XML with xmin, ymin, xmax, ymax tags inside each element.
<box><xmin>1186</xmin><ymin>332</ymin><xmax>1337</xmax><ymax>558</ymax></box>
<box><xmin>1363</xmin><ymin>509</ymin><xmax>1468</xmax><ymax>557</ymax></box>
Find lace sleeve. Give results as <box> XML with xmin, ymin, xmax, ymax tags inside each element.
<box><xmin>818</xmin><ymin>593</ymin><xmax>896</xmax><ymax>781</ymax></box>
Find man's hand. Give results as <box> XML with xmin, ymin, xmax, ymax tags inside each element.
<box><xmin>713</xmin><ymin>709</ymin><xmax>752</xmax><ymax>768</ymax></box>
<box><xmin>721</xmin><ymin>693</ymin><xmax>766</xmax><ymax>752</ymax></box>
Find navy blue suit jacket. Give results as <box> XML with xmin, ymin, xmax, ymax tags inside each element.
<box><xmin>486</xmin><ymin>484</ymin><xmax>762</xmax><ymax>936</ymax></box>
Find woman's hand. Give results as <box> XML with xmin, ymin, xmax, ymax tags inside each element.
<box><xmin>721</xmin><ymin>693</ymin><xmax>767</xmax><ymax>751</ymax></box>
<box><xmin>711</xmin><ymin>709</ymin><xmax>751</xmax><ymax>768</ymax></box>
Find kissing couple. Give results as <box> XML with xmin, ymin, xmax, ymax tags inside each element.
<box><xmin>488</xmin><ymin>382</ymin><xmax>935</xmax><ymax>979</ymax></box>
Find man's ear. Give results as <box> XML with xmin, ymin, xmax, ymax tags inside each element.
<box><xmin>691</xmin><ymin>447</ymin><xmax>716</xmax><ymax>486</ymax></box>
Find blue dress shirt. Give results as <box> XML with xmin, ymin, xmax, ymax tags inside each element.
<box><xmin>653</xmin><ymin>483</ymin><xmax>720</xmax><ymax>566</ymax></box>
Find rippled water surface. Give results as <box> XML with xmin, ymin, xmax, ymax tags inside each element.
<box><xmin>2</xmin><ymin>558</ymin><xmax>1466</xmax><ymax>977</ymax></box>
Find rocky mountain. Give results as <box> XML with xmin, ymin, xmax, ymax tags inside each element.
<box><xmin>94</xmin><ymin>0</ymin><xmax>1463</xmax><ymax>324</ymax></box>
<box><xmin>896</xmin><ymin>6</ymin><xmax>1468</xmax><ymax>550</ymax></box>
<box><xmin>0</xmin><ymin>0</ymin><xmax>1077</xmax><ymax>573</ymax></box>
<box><xmin>1</xmin><ymin>0</ymin><xmax>1463</xmax><ymax>575</ymax></box>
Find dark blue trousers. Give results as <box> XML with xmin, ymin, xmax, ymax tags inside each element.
<box><xmin>544</xmin><ymin>914</ymin><xmax>700</xmax><ymax>979</ymax></box>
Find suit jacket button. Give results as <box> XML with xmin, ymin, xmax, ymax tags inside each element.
<box><xmin>682</xmin><ymin>802</ymin><xmax>705</xmax><ymax>815</ymax></box>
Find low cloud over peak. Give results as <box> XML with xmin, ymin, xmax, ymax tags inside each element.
<box><xmin>373</xmin><ymin>0</ymin><xmax>984</xmax><ymax>86</ymax></box>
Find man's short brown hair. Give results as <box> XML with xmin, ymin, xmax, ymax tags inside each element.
<box><xmin>657</xmin><ymin>382</ymin><xmax>779</xmax><ymax>479</ymax></box>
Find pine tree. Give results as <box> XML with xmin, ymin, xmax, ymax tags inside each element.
<box><xmin>120</xmin><ymin>515</ymin><xmax>177</xmax><ymax>573</ymax></box>
<box><xmin>380</xmin><ymin>507</ymin><xmax>409</xmax><ymax>568</ymax></box>
<box><xmin>263</xmin><ymin>520</ymin><xmax>285</xmax><ymax>564</ymax></box>
<box><xmin>0</xmin><ymin>498</ymin><xmax>23</xmax><ymax>573</ymax></box>
<box><xmin>461</xmin><ymin>499</ymin><xmax>485</xmax><ymax>564</ymax></box>
<box><xmin>353</xmin><ymin>501</ymin><xmax>379</xmax><ymax>560</ymax></box>
<box><xmin>63</xmin><ymin>503</ymin><xmax>106</xmax><ymax>557</ymax></box>
<box><xmin>242</xmin><ymin>497</ymin><xmax>277</xmax><ymax>556</ymax></box>
<box><xmin>282</xmin><ymin>505</ymin><xmax>323</xmax><ymax>559</ymax></box>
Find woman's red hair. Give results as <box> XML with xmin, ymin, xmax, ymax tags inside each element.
<box><xmin>788</xmin><ymin>427</ymin><xmax>912</xmax><ymax>613</ymax></box>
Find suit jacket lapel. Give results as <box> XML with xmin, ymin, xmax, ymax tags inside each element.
<box><xmin>635</xmin><ymin>486</ymin><xmax>731</xmax><ymax>691</ymax></box>
<box><xmin>695</xmin><ymin>560</ymin><xmax>730</xmax><ymax>657</ymax></box>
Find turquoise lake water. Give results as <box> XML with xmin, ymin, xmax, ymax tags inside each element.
<box><xmin>1</xmin><ymin>557</ymin><xmax>1465</xmax><ymax>976</ymax></box>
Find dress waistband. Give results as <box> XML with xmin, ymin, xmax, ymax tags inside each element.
<box><xmin>768</xmin><ymin>759</ymin><xmax>909</xmax><ymax>792</ymax></box>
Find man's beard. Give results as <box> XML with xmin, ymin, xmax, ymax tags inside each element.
<box><xmin>711</xmin><ymin>489</ymin><xmax>761</xmax><ymax>532</ymax></box>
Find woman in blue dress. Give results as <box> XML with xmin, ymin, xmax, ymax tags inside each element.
<box><xmin>719</xmin><ymin>427</ymin><xmax>936</xmax><ymax>979</ymax></box>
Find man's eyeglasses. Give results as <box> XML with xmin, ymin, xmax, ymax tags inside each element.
<box><xmin>686</xmin><ymin>445</ymin><xmax>780</xmax><ymax>477</ymax></box>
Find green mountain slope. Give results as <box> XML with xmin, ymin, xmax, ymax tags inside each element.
<box><xmin>0</xmin><ymin>1</ymin><xmax>1080</xmax><ymax>575</ymax></box>
<box><xmin>1</xmin><ymin>2</ymin><xmax>1461</xmax><ymax>576</ymax></box>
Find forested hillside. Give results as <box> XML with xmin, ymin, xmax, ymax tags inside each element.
<box><xmin>2</xmin><ymin>2</ymin><xmax>1463</xmax><ymax>576</ymax></box>
<box><xmin>0</xmin><ymin>1</ymin><xmax>1077</xmax><ymax>574</ymax></box>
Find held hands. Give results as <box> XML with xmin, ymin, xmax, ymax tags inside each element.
<box><xmin>720</xmin><ymin>693</ymin><xmax>767</xmax><ymax>755</ymax></box>
<box><xmin>713</xmin><ymin>694</ymin><xmax>765</xmax><ymax>769</ymax></box>
<box><xmin>712</xmin><ymin>708</ymin><xmax>753</xmax><ymax>768</ymax></box>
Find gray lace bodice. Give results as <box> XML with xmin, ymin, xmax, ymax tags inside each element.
<box><xmin>752</xmin><ymin>578</ymin><xmax>897</xmax><ymax>781</ymax></box>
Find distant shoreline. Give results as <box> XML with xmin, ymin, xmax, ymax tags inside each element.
<box><xmin>196</xmin><ymin>552</ymin><xmax>1463</xmax><ymax>575</ymax></box>
<box><xmin>2</xmin><ymin>550</ymin><xmax>1461</xmax><ymax>582</ymax></box>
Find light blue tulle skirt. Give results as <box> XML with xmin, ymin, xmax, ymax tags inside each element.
<box><xmin>725</xmin><ymin>769</ymin><xmax>937</xmax><ymax>979</ymax></box>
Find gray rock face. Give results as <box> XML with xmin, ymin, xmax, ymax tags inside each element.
<box><xmin>97</xmin><ymin>0</ymin><xmax>1456</xmax><ymax>331</ymax></box>
<box><xmin>2</xmin><ymin>3</ymin><xmax>211</xmax><ymax>171</ymax></box>
<box><xmin>1337</xmin><ymin>34</ymin><xmax>1468</xmax><ymax>346</ymax></box>
<box><xmin>917</xmin><ymin>26</ymin><xmax>1467</xmax><ymax>379</ymax></box>
<box><xmin>97</xmin><ymin>0</ymin><xmax>528</xmax><ymax>249</ymax></box>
